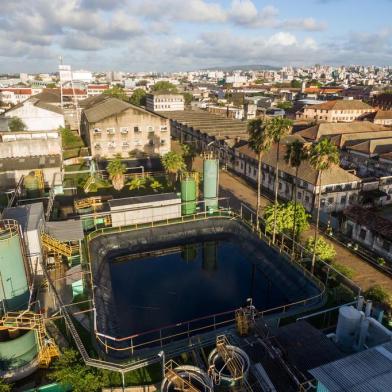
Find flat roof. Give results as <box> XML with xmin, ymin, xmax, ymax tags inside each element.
<box><xmin>158</xmin><ymin>110</ymin><xmax>248</xmax><ymax>140</ymax></box>
<box><xmin>3</xmin><ymin>202</ymin><xmax>44</xmax><ymax>232</ymax></box>
<box><xmin>45</xmin><ymin>220</ymin><xmax>84</xmax><ymax>242</ymax></box>
<box><xmin>109</xmin><ymin>193</ymin><xmax>180</xmax><ymax>208</ymax></box>
<box><xmin>310</xmin><ymin>342</ymin><xmax>392</xmax><ymax>392</ymax></box>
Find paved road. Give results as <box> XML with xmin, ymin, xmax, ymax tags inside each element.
<box><xmin>190</xmin><ymin>153</ymin><xmax>392</xmax><ymax>292</ymax></box>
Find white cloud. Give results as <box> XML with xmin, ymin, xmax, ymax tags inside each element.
<box><xmin>279</xmin><ymin>17</ymin><xmax>327</xmax><ymax>31</ymax></box>
<box><xmin>229</xmin><ymin>1</ymin><xmax>278</xmax><ymax>27</ymax></box>
<box><xmin>268</xmin><ymin>32</ymin><xmax>297</xmax><ymax>46</ymax></box>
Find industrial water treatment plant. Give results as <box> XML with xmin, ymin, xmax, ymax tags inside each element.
<box><xmin>0</xmin><ymin>152</ymin><xmax>391</xmax><ymax>392</ymax></box>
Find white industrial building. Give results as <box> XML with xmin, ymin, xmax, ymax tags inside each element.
<box><xmin>3</xmin><ymin>97</ymin><xmax>64</xmax><ymax>131</ymax></box>
<box><xmin>109</xmin><ymin>193</ymin><xmax>182</xmax><ymax>227</ymax></box>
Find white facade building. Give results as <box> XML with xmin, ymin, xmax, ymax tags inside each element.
<box><xmin>146</xmin><ymin>93</ymin><xmax>185</xmax><ymax>112</ymax></box>
<box><xmin>4</xmin><ymin>98</ymin><xmax>64</xmax><ymax>131</ymax></box>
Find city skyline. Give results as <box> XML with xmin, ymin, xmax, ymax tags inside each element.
<box><xmin>1</xmin><ymin>0</ymin><xmax>392</xmax><ymax>73</ymax></box>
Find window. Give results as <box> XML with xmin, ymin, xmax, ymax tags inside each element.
<box><xmin>148</xmin><ymin>126</ymin><xmax>154</xmax><ymax>132</ymax></box>
<box><xmin>359</xmin><ymin>228</ymin><xmax>366</xmax><ymax>240</ymax></box>
<box><xmin>278</xmin><ymin>182</ymin><xmax>282</xmax><ymax>190</ymax></box>
<box><xmin>120</xmin><ymin>127</ymin><xmax>128</xmax><ymax>134</ymax></box>
<box><xmin>134</xmin><ymin>140</ymin><xmax>142</xmax><ymax>146</ymax></box>
<box><xmin>149</xmin><ymin>140</ymin><xmax>154</xmax><ymax>146</ymax></box>
<box><xmin>106</xmin><ymin>128</ymin><xmax>115</xmax><ymax>134</ymax></box>
<box><xmin>108</xmin><ymin>142</ymin><xmax>116</xmax><ymax>149</ymax></box>
<box><xmin>328</xmin><ymin>197</ymin><xmax>334</xmax><ymax>204</ymax></box>
<box><xmin>122</xmin><ymin>142</ymin><xmax>129</xmax><ymax>148</ymax></box>
<box><xmin>160</xmin><ymin>126</ymin><xmax>168</xmax><ymax>132</ymax></box>
<box><xmin>305</xmin><ymin>195</ymin><xmax>310</xmax><ymax>203</ymax></box>
<box><xmin>148</xmin><ymin>131</ymin><xmax>155</xmax><ymax>139</ymax></box>
<box><xmin>160</xmin><ymin>140</ymin><xmax>166</xmax><ymax>145</ymax></box>
<box><xmin>297</xmin><ymin>191</ymin><xmax>302</xmax><ymax>199</ymax></box>
<box><xmin>94</xmin><ymin>143</ymin><xmax>101</xmax><ymax>149</ymax></box>
<box><xmin>93</xmin><ymin>128</ymin><xmax>101</xmax><ymax>134</ymax></box>
<box><xmin>341</xmin><ymin>196</ymin><xmax>347</xmax><ymax>204</ymax></box>
<box><xmin>134</xmin><ymin>126</ymin><xmax>140</xmax><ymax>133</ymax></box>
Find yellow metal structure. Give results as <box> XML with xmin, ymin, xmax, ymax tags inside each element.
<box><xmin>74</xmin><ymin>196</ymin><xmax>103</xmax><ymax>211</ymax></box>
<box><xmin>235</xmin><ymin>308</ymin><xmax>250</xmax><ymax>336</ymax></box>
<box><xmin>215</xmin><ymin>335</ymin><xmax>244</xmax><ymax>381</ymax></box>
<box><xmin>83</xmin><ymin>176</ymin><xmax>96</xmax><ymax>193</ymax></box>
<box><xmin>41</xmin><ymin>233</ymin><xmax>77</xmax><ymax>258</ymax></box>
<box><xmin>34</xmin><ymin>170</ymin><xmax>45</xmax><ymax>190</ymax></box>
<box><xmin>165</xmin><ymin>360</ymin><xmax>200</xmax><ymax>392</ymax></box>
<box><xmin>0</xmin><ymin>310</ymin><xmax>60</xmax><ymax>368</ymax></box>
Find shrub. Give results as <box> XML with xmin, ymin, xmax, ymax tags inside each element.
<box><xmin>305</xmin><ymin>237</ymin><xmax>336</xmax><ymax>261</ymax></box>
<box><xmin>364</xmin><ymin>285</ymin><xmax>392</xmax><ymax>309</ymax></box>
<box><xmin>331</xmin><ymin>262</ymin><xmax>355</xmax><ymax>279</ymax></box>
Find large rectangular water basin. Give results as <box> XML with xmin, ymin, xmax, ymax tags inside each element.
<box><xmin>89</xmin><ymin>217</ymin><xmax>322</xmax><ymax>353</ymax></box>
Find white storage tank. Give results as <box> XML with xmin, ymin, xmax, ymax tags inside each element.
<box><xmin>336</xmin><ymin>306</ymin><xmax>361</xmax><ymax>351</ymax></box>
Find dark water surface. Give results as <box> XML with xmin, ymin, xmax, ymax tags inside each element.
<box><xmin>109</xmin><ymin>240</ymin><xmax>294</xmax><ymax>336</ymax></box>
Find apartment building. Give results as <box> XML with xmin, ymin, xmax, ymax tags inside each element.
<box><xmin>296</xmin><ymin>99</ymin><xmax>375</xmax><ymax>122</ymax></box>
<box><xmin>80</xmin><ymin>95</ymin><xmax>170</xmax><ymax>158</ymax></box>
<box><xmin>0</xmin><ymin>87</ymin><xmax>34</xmax><ymax>105</ymax></box>
<box><xmin>146</xmin><ymin>93</ymin><xmax>184</xmax><ymax>112</ymax></box>
<box><xmin>87</xmin><ymin>84</ymin><xmax>109</xmax><ymax>97</ymax></box>
<box><xmin>234</xmin><ymin>140</ymin><xmax>361</xmax><ymax>214</ymax></box>
<box><xmin>342</xmin><ymin>205</ymin><xmax>392</xmax><ymax>261</ymax></box>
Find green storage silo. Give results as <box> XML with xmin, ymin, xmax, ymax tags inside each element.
<box><xmin>181</xmin><ymin>177</ymin><xmax>197</xmax><ymax>215</ymax></box>
<box><xmin>0</xmin><ymin>220</ymin><xmax>30</xmax><ymax>311</ymax></box>
<box><xmin>203</xmin><ymin>159</ymin><xmax>219</xmax><ymax>211</ymax></box>
<box><xmin>0</xmin><ymin>330</ymin><xmax>38</xmax><ymax>371</ymax></box>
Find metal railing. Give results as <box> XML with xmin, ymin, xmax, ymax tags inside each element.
<box><xmin>86</xmin><ymin>209</ymin><xmax>328</xmax><ymax>354</ymax></box>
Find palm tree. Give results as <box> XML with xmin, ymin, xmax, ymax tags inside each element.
<box><xmin>266</xmin><ymin>117</ymin><xmax>293</xmax><ymax>243</ymax></box>
<box><xmin>284</xmin><ymin>140</ymin><xmax>309</xmax><ymax>255</ymax></box>
<box><xmin>309</xmin><ymin>138</ymin><xmax>339</xmax><ymax>271</ymax></box>
<box><xmin>181</xmin><ymin>143</ymin><xmax>197</xmax><ymax>171</ymax></box>
<box><xmin>161</xmin><ymin>151</ymin><xmax>186</xmax><ymax>187</ymax></box>
<box><xmin>128</xmin><ymin>176</ymin><xmax>146</xmax><ymax>191</ymax></box>
<box><xmin>248</xmin><ymin>118</ymin><xmax>273</xmax><ymax>229</ymax></box>
<box><xmin>107</xmin><ymin>155</ymin><xmax>127</xmax><ymax>191</ymax></box>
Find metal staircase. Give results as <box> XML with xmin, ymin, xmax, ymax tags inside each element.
<box><xmin>165</xmin><ymin>360</ymin><xmax>200</xmax><ymax>392</ymax></box>
<box><xmin>0</xmin><ymin>310</ymin><xmax>59</xmax><ymax>368</ymax></box>
<box><xmin>215</xmin><ymin>335</ymin><xmax>244</xmax><ymax>381</ymax></box>
<box><xmin>41</xmin><ymin>233</ymin><xmax>77</xmax><ymax>258</ymax></box>
<box><xmin>235</xmin><ymin>308</ymin><xmax>250</xmax><ymax>336</ymax></box>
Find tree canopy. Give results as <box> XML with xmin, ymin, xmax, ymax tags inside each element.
<box><xmin>183</xmin><ymin>92</ymin><xmax>193</xmax><ymax>105</ymax></box>
<box><xmin>103</xmin><ymin>86</ymin><xmax>128</xmax><ymax>101</ymax></box>
<box><xmin>264</xmin><ymin>201</ymin><xmax>310</xmax><ymax>237</ymax></box>
<box><xmin>161</xmin><ymin>151</ymin><xmax>186</xmax><ymax>185</ymax></box>
<box><xmin>129</xmin><ymin>88</ymin><xmax>146</xmax><ymax>106</ymax></box>
<box><xmin>247</xmin><ymin>118</ymin><xmax>272</xmax><ymax>156</ymax></box>
<box><xmin>309</xmin><ymin>138</ymin><xmax>339</xmax><ymax>173</ymax></box>
<box><xmin>364</xmin><ymin>285</ymin><xmax>392</xmax><ymax>310</ymax></box>
<box><xmin>8</xmin><ymin>116</ymin><xmax>27</xmax><ymax>132</ymax></box>
<box><xmin>276</xmin><ymin>101</ymin><xmax>293</xmax><ymax>110</ymax></box>
<box><xmin>152</xmin><ymin>81</ymin><xmax>178</xmax><ymax>93</ymax></box>
<box><xmin>305</xmin><ymin>237</ymin><xmax>336</xmax><ymax>261</ymax></box>
<box><xmin>107</xmin><ymin>155</ymin><xmax>127</xmax><ymax>191</ymax></box>
<box><xmin>291</xmin><ymin>79</ymin><xmax>302</xmax><ymax>88</ymax></box>
<box><xmin>49</xmin><ymin>349</ymin><xmax>104</xmax><ymax>392</ymax></box>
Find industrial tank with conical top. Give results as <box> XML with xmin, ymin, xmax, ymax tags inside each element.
<box><xmin>0</xmin><ymin>220</ymin><xmax>30</xmax><ymax>311</ymax></box>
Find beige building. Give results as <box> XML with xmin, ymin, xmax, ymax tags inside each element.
<box><xmin>146</xmin><ymin>93</ymin><xmax>185</xmax><ymax>112</ymax></box>
<box><xmin>297</xmin><ymin>99</ymin><xmax>375</xmax><ymax>122</ymax></box>
<box><xmin>234</xmin><ymin>139</ymin><xmax>360</xmax><ymax>214</ymax></box>
<box><xmin>373</xmin><ymin>110</ymin><xmax>392</xmax><ymax>125</ymax></box>
<box><xmin>80</xmin><ymin>95</ymin><xmax>170</xmax><ymax>158</ymax></box>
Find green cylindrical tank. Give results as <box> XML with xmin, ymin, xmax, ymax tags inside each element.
<box><xmin>203</xmin><ymin>159</ymin><xmax>219</xmax><ymax>211</ymax></box>
<box><xmin>0</xmin><ymin>330</ymin><xmax>38</xmax><ymax>370</ymax></box>
<box><xmin>23</xmin><ymin>174</ymin><xmax>40</xmax><ymax>198</ymax></box>
<box><xmin>0</xmin><ymin>220</ymin><xmax>30</xmax><ymax>311</ymax></box>
<box><xmin>181</xmin><ymin>177</ymin><xmax>197</xmax><ymax>215</ymax></box>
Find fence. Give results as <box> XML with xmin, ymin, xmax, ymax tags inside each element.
<box><xmin>86</xmin><ymin>207</ymin><xmax>329</xmax><ymax>354</ymax></box>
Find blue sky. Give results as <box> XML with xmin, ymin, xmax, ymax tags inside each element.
<box><xmin>0</xmin><ymin>0</ymin><xmax>391</xmax><ymax>73</ymax></box>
